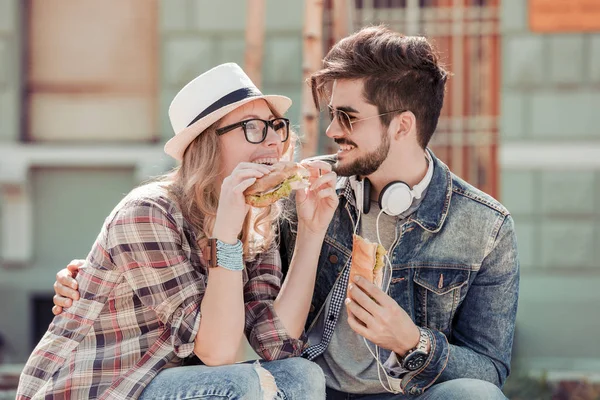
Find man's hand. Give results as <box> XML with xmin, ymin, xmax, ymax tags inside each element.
<box><xmin>52</xmin><ymin>260</ymin><xmax>83</xmax><ymax>315</ymax></box>
<box><xmin>346</xmin><ymin>275</ymin><xmax>421</xmax><ymax>357</ymax></box>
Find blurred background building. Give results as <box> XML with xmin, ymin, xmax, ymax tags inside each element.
<box><xmin>0</xmin><ymin>0</ymin><xmax>599</xmax><ymax>396</ymax></box>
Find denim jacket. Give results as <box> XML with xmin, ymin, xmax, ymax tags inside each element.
<box><xmin>278</xmin><ymin>150</ymin><xmax>519</xmax><ymax>395</ymax></box>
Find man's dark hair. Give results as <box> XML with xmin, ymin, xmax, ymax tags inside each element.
<box><xmin>311</xmin><ymin>25</ymin><xmax>448</xmax><ymax>148</ymax></box>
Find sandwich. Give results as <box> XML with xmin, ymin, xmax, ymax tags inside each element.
<box><xmin>244</xmin><ymin>162</ymin><xmax>309</xmax><ymax>207</ymax></box>
<box><xmin>348</xmin><ymin>234</ymin><xmax>387</xmax><ymax>298</ymax></box>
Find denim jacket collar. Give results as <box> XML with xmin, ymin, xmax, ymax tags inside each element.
<box><xmin>335</xmin><ymin>149</ymin><xmax>452</xmax><ymax>233</ymax></box>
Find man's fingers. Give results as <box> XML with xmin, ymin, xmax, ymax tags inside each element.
<box><xmin>66</xmin><ymin>260</ymin><xmax>85</xmax><ymax>276</ymax></box>
<box><xmin>347</xmin><ymin>309</ymin><xmax>370</xmax><ymax>339</ymax></box>
<box><xmin>352</xmin><ymin>276</ymin><xmax>393</xmax><ymax>307</ymax></box>
<box><xmin>57</xmin><ymin>270</ymin><xmax>78</xmax><ymax>290</ymax></box>
<box><xmin>52</xmin><ymin>305</ymin><xmax>62</xmax><ymax>316</ymax></box>
<box><xmin>53</xmin><ymin>294</ymin><xmax>73</xmax><ymax>308</ymax></box>
<box><xmin>348</xmin><ymin>282</ymin><xmax>381</xmax><ymax>316</ymax></box>
<box><xmin>345</xmin><ymin>297</ymin><xmax>375</xmax><ymax>327</ymax></box>
<box><xmin>67</xmin><ymin>259</ymin><xmax>85</xmax><ymax>267</ymax></box>
<box><xmin>54</xmin><ymin>280</ymin><xmax>79</xmax><ymax>301</ymax></box>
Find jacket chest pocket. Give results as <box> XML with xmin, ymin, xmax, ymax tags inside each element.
<box><xmin>413</xmin><ymin>267</ymin><xmax>470</xmax><ymax>336</ymax></box>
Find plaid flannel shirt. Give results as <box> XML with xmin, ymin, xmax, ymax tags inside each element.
<box><xmin>17</xmin><ymin>183</ymin><xmax>305</xmax><ymax>400</ymax></box>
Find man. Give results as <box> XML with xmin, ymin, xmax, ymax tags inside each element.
<box><xmin>53</xmin><ymin>26</ymin><xmax>518</xmax><ymax>399</ymax></box>
<box><xmin>277</xmin><ymin>26</ymin><xmax>518</xmax><ymax>399</ymax></box>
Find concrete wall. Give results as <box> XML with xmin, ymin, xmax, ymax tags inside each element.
<box><xmin>158</xmin><ymin>0</ymin><xmax>305</xmax><ymax>142</ymax></box>
<box><xmin>500</xmin><ymin>0</ymin><xmax>600</xmax><ymax>375</ymax></box>
<box><xmin>0</xmin><ymin>0</ymin><xmax>20</xmax><ymax>143</ymax></box>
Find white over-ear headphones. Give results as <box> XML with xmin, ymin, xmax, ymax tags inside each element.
<box><xmin>350</xmin><ymin>151</ymin><xmax>434</xmax><ymax>217</ymax></box>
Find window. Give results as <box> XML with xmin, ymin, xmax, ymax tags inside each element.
<box><xmin>24</xmin><ymin>0</ymin><xmax>158</xmax><ymax>143</ymax></box>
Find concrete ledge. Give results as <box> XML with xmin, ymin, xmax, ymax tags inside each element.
<box><xmin>514</xmin><ymin>358</ymin><xmax>600</xmax><ymax>383</ymax></box>
<box><xmin>0</xmin><ymin>144</ymin><xmax>173</xmax><ymax>265</ymax></box>
<box><xmin>500</xmin><ymin>142</ymin><xmax>600</xmax><ymax>170</ymax></box>
<box><xmin>0</xmin><ymin>143</ymin><xmax>172</xmax><ymax>183</ymax></box>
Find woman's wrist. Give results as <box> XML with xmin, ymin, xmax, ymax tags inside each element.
<box><xmin>212</xmin><ymin>221</ymin><xmax>239</xmax><ymax>244</ymax></box>
<box><xmin>297</xmin><ymin>221</ymin><xmax>327</xmax><ymax>239</ymax></box>
<box><xmin>212</xmin><ymin>232</ymin><xmax>238</xmax><ymax>244</ymax></box>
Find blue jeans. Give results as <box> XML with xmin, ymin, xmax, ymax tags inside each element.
<box><xmin>139</xmin><ymin>357</ymin><xmax>326</xmax><ymax>399</ymax></box>
<box><xmin>325</xmin><ymin>379</ymin><xmax>507</xmax><ymax>400</ymax></box>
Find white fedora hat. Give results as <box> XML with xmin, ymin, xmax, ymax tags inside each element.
<box><xmin>165</xmin><ymin>63</ymin><xmax>292</xmax><ymax>161</ymax></box>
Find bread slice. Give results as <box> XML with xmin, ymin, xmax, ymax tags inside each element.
<box><xmin>347</xmin><ymin>234</ymin><xmax>387</xmax><ymax>299</ymax></box>
<box><xmin>244</xmin><ymin>162</ymin><xmax>308</xmax><ymax>207</ymax></box>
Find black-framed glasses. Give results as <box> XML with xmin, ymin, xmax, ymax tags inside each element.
<box><xmin>327</xmin><ymin>105</ymin><xmax>406</xmax><ymax>135</ymax></box>
<box><xmin>215</xmin><ymin>118</ymin><xmax>290</xmax><ymax>144</ymax></box>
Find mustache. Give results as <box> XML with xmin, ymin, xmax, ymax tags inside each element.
<box><xmin>334</xmin><ymin>138</ymin><xmax>357</xmax><ymax>147</ymax></box>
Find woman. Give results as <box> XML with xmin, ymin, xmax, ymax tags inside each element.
<box><xmin>18</xmin><ymin>63</ymin><xmax>337</xmax><ymax>399</ymax></box>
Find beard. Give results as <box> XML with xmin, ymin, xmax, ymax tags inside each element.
<box><xmin>333</xmin><ymin>130</ymin><xmax>390</xmax><ymax>177</ymax></box>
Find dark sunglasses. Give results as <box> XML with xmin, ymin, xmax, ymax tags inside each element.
<box><xmin>215</xmin><ymin>118</ymin><xmax>290</xmax><ymax>144</ymax></box>
<box><xmin>327</xmin><ymin>105</ymin><xmax>406</xmax><ymax>135</ymax></box>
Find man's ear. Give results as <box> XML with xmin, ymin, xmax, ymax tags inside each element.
<box><xmin>390</xmin><ymin>111</ymin><xmax>416</xmax><ymax>141</ymax></box>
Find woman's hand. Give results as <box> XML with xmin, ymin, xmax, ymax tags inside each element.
<box><xmin>295</xmin><ymin>160</ymin><xmax>338</xmax><ymax>235</ymax></box>
<box><xmin>212</xmin><ymin>162</ymin><xmax>274</xmax><ymax>243</ymax></box>
<box><xmin>52</xmin><ymin>260</ymin><xmax>84</xmax><ymax>315</ymax></box>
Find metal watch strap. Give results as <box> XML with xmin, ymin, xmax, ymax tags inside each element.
<box><xmin>400</xmin><ymin>327</ymin><xmax>430</xmax><ymax>369</ymax></box>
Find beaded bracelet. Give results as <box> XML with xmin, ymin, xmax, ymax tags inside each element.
<box><xmin>215</xmin><ymin>239</ymin><xmax>244</xmax><ymax>271</ymax></box>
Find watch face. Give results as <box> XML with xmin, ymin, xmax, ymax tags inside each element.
<box><xmin>404</xmin><ymin>353</ymin><xmax>427</xmax><ymax>371</ymax></box>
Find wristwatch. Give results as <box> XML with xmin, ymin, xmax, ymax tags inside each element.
<box><xmin>202</xmin><ymin>238</ymin><xmax>218</xmax><ymax>268</ymax></box>
<box><xmin>400</xmin><ymin>327</ymin><xmax>430</xmax><ymax>371</ymax></box>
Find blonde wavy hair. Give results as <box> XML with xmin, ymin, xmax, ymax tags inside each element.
<box><xmin>166</xmin><ymin>109</ymin><xmax>296</xmax><ymax>261</ymax></box>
